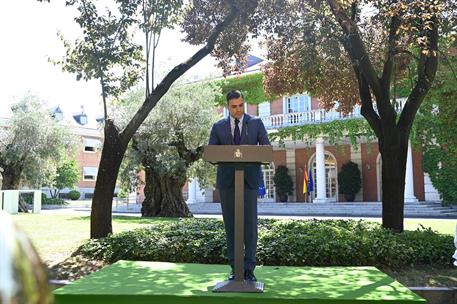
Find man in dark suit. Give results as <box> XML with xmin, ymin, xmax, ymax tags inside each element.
<box><xmin>208</xmin><ymin>90</ymin><xmax>270</xmax><ymax>282</ymax></box>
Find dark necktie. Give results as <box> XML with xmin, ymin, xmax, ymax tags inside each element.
<box><xmin>234</xmin><ymin>118</ymin><xmax>241</xmax><ymax>145</ymax></box>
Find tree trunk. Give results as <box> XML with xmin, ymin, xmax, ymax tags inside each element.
<box><xmin>18</xmin><ymin>195</ymin><xmax>29</xmax><ymax>213</ymax></box>
<box><xmin>1</xmin><ymin>165</ymin><xmax>22</xmax><ymax>190</ymax></box>
<box><xmin>90</xmin><ymin>121</ymin><xmax>128</xmax><ymax>238</ymax></box>
<box><xmin>378</xmin><ymin>124</ymin><xmax>408</xmax><ymax>232</ymax></box>
<box><xmin>49</xmin><ymin>189</ymin><xmax>59</xmax><ymax>199</ymax></box>
<box><xmin>141</xmin><ymin>165</ymin><xmax>192</xmax><ymax>217</ymax></box>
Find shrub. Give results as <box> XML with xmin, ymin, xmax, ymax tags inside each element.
<box><xmin>338</xmin><ymin>161</ymin><xmax>362</xmax><ymax>202</ymax></box>
<box><xmin>21</xmin><ymin>193</ymin><xmax>67</xmax><ymax>205</ymax></box>
<box><xmin>68</xmin><ymin>190</ymin><xmax>81</xmax><ymax>200</ymax></box>
<box><xmin>75</xmin><ymin>218</ymin><xmax>454</xmax><ymax>269</ymax></box>
<box><xmin>43</xmin><ymin>197</ymin><xmax>67</xmax><ymax>205</ymax></box>
<box><xmin>117</xmin><ymin>189</ymin><xmax>129</xmax><ymax>199</ymax></box>
<box><xmin>273</xmin><ymin>166</ymin><xmax>294</xmax><ymax>202</ymax></box>
<box><xmin>21</xmin><ymin>193</ymin><xmax>47</xmax><ymax>204</ymax></box>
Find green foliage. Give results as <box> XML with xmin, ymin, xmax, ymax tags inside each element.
<box><xmin>68</xmin><ymin>190</ymin><xmax>81</xmax><ymax>200</ymax></box>
<box><xmin>53</xmin><ymin>158</ymin><xmax>80</xmax><ymax>193</ymax></box>
<box><xmin>270</xmin><ymin>118</ymin><xmax>376</xmax><ymax>148</ymax></box>
<box><xmin>273</xmin><ymin>165</ymin><xmax>293</xmax><ymax>201</ymax></box>
<box><xmin>21</xmin><ymin>193</ymin><xmax>47</xmax><ymax>205</ymax></box>
<box><xmin>43</xmin><ymin>198</ymin><xmax>67</xmax><ymax>205</ymax></box>
<box><xmin>76</xmin><ymin>218</ymin><xmax>454</xmax><ymax>268</ymax></box>
<box><xmin>338</xmin><ymin>161</ymin><xmax>362</xmax><ymax>202</ymax></box>
<box><xmin>214</xmin><ymin>73</ymin><xmax>278</xmax><ymax>105</ymax></box>
<box><xmin>54</xmin><ymin>0</ymin><xmax>144</xmax><ymax>100</ymax></box>
<box><xmin>415</xmin><ymin>55</ymin><xmax>457</xmax><ymax>205</ymax></box>
<box><xmin>117</xmin><ymin>189</ymin><xmax>129</xmax><ymax>199</ymax></box>
<box><xmin>0</xmin><ymin>94</ymin><xmax>77</xmax><ymax>189</ymax></box>
<box><xmin>21</xmin><ymin>193</ymin><xmax>67</xmax><ymax>205</ymax></box>
<box><xmin>115</xmin><ymin>81</ymin><xmax>221</xmax><ymax>191</ymax></box>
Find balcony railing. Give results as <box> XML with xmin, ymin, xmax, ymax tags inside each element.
<box><xmin>261</xmin><ymin>98</ymin><xmax>406</xmax><ymax>129</ymax></box>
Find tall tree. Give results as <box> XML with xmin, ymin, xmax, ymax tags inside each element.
<box><xmin>242</xmin><ymin>0</ymin><xmax>455</xmax><ymax>232</ymax></box>
<box><xmin>0</xmin><ymin>95</ymin><xmax>75</xmax><ymax>190</ymax></box>
<box><xmin>117</xmin><ymin>82</ymin><xmax>220</xmax><ymax>217</ymax></box>
<box><xmin>48</xmin><ymin>157</ymin><xmax>81</xmax><ymax>198</ymax></box>
<box><xmin>56</xmin><ymin>0</ymin><xmax>256</xmax><ymax>238</ymax></box>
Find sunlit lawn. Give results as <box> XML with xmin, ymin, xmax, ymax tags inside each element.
<box><xmin>379</xmin><ymin>218</ymin><xmax>456</xmax><ymax>235</ymax></box>
<box><xmin>12</xmin><ymin>214</ymin><xmax>174</xmax><ymax>264</ymax></box>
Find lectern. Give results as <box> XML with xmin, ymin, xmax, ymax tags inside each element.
<box><xmin>203</xmin><ymin>145</ymin><xmax>273</xmax><ymax>293</ymax></box>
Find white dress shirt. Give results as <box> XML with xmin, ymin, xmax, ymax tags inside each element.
<box><xmin>229</xmin><ymin>114</ymin><xmax>244</xmax><ymax>137</ymax></box>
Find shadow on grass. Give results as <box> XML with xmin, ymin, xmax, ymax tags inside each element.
<box><xmin>66</xmin><ymin>215</ymin><xmax>180</xmax><ymax>225</ymax></box>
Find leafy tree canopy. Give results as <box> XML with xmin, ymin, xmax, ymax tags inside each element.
<box><xmin>116</xmin><ymin>81</ymin><xmax>221</xmax><ymax>191</ymax></box>
<box><xmin>0</xmin><ymin>95</ymin><xmax>77</xmax><ymax>189</ymax></box>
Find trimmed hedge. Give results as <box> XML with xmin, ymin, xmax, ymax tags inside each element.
<box><xmin>68</xmin><ymin>190</ymin><xmax>81</xmax><ymax>200</ymax></box>
<box><xmin>75</xmin><ymin>219</ymin><xmax>454</xmax><ymax>269</ymax></box>
<box><xmin>21</xmin><ymin>193</ymin><xmax>67</xmax><ymax>205</ymax></box>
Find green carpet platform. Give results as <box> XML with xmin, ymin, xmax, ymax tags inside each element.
<box><xmin>53</xmin><ymin>260</ymin><xmax>425</xmax><ymax>304</ymax></box>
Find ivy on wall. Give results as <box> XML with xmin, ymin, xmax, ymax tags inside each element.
<box><xmin>214</xmin><ymin>73</ymin><xmax>278</xmax><ymax>105</ymax></box>
<box><xmin>269</xmin><ymin>118</ymin><xmax>376</xmax><ymax>148</ymax></box>
<box><xmin>413</xmin><ymin>56</ymin><xmax>457</xmax><ymax>205</ymax></box>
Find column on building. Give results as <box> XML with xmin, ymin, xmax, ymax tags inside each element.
<box><xmin>286</xmin><ymin>148</ymin><xmax>296</xmax><ymax>202</ymax></box>
<box><xmin>314</xmin><ymin>137</ymin><xmax>329</xmax><ymax>203</ymax></box>
<box><xmin>186</xmin><ymin>178</ymin><xmax>198</xmax><ymax>204</ymax></box>
<box><xmin>186</xmin><ymin>178</ymin><xmax>214</xmax><ymax>204</ymax></box>
<box><xmin>404</xmin><ymin>140</ymin><xmax>418</xmax><ymax>203</ymax></box>
<box><xmin>196</xmin><ymin>184</ymin><xmax>213</xmax><ymax>203</ymax></box>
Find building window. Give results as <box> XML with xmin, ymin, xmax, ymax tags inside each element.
<box><xmin>258</xmin><ymin>102</ymin><xmax>270</xmax><ymax>117</ymax></box>
<box><xmin>83</xmin><ymin>138</ymin><xmax>101</xmax><ymax>153</ymax></box>
<box><xmin>259</xmin><ymin>163</ymin><xmax>275</xmax><ymax>202</ymax></box>
<box><xmin>83</xmin><ymin>167</ymin><xmax>98</xmax><ymax>181</ymax></box>
<box><xmin>80</xmin><ymin>114</ymin><xmax>88</xmax><ymax>125</ymax></box>
<box><xmin>310</xmin><ymin>152</ymin><xmax>338</xmax><ymax>201</ymax></box>
<box><xmin>285</xmin><ymin>94</ymin><xmax>311</xmax><ymax>113</ymax></box>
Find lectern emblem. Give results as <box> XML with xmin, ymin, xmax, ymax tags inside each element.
<box><xmin>234</xmin><ymin>148</ymin><xmax>243</xmax><ymax>158</ymax></box>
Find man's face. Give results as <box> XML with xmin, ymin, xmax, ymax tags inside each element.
<box><xmin>228</xmin><ymin>97</ymin><xmax>244</xmax><ymax>120</ymax></box>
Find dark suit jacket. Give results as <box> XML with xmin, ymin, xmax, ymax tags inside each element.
<box><xmin>208</xmin><ymin>114</ymin><xmax>271</xmax><ymax>190</ymax></box>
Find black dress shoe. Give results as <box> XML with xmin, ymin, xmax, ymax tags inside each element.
<box><xmin>244</xmin><ymin>270</ymin><xmax>257</xmax><ymax>282</ymax></box>
<box><xmin>228</xmin><ymin>270</ymin><xmax>235</xmax><ymax>280</ymax></box>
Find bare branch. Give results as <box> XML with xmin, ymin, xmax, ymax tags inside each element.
<box><xmin>354</xmin><ymin>66</ymin><xmax>382</xmax><ymax>138</ymax></box>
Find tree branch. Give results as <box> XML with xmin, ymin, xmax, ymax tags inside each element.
<box><xmin>169</xmin><ymin>131</ymin><xmax>204</xmax><ymax>167</ymax></box>
<box><xmin>398</xmin><ymin>18</ymin><xmax>439</xmax><ymax>133</ymax></box>
<box><xmin>354</xmin><ymin>67</ymin><xmax>382</xmax><ymax>138</ymax></box>
<box><xmin>381</xmin><ymin>14</ymin><xmax>401</xmax><ymax>90</ymax></box>
<box><xmin>326</xmin><ymin>0</ymin><xmax>382</xmax><ymax>99</ymax></box>
<box><xmin>120</xmin><ymin>0</ymin><xmax>241</xmax><ymax>143</ymax></box>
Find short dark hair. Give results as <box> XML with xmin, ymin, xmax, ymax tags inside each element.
<box><xmin>226</xmin><ymin>90</ymin><xmax>244</xmax><ymax>103</ymax></box>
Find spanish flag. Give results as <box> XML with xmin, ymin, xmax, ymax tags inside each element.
<box><xmin>303</xmin><ymin>167</ymin><xmax>309</xmax><ymax>194</ymax></box>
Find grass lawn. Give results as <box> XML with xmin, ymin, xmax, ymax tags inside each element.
<box><xmin>10</xmin><ymin>214</ymin><xmax>457</xmax><ymax>287</ymax></box>
<box><xmin>386</xmin><ymin>218</ymin><xmax>455</xmax><ymax>235</ymax></box>
<box><xmin>11</xmin><ymin>214</ymin><xmax>173</xmax><ymax>264</ymax></box>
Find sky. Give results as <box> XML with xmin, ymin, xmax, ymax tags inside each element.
<box><xmin>0</xmin><ymin>1</ymin><xmax>231</xmax><ymax>119</ymax></box>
